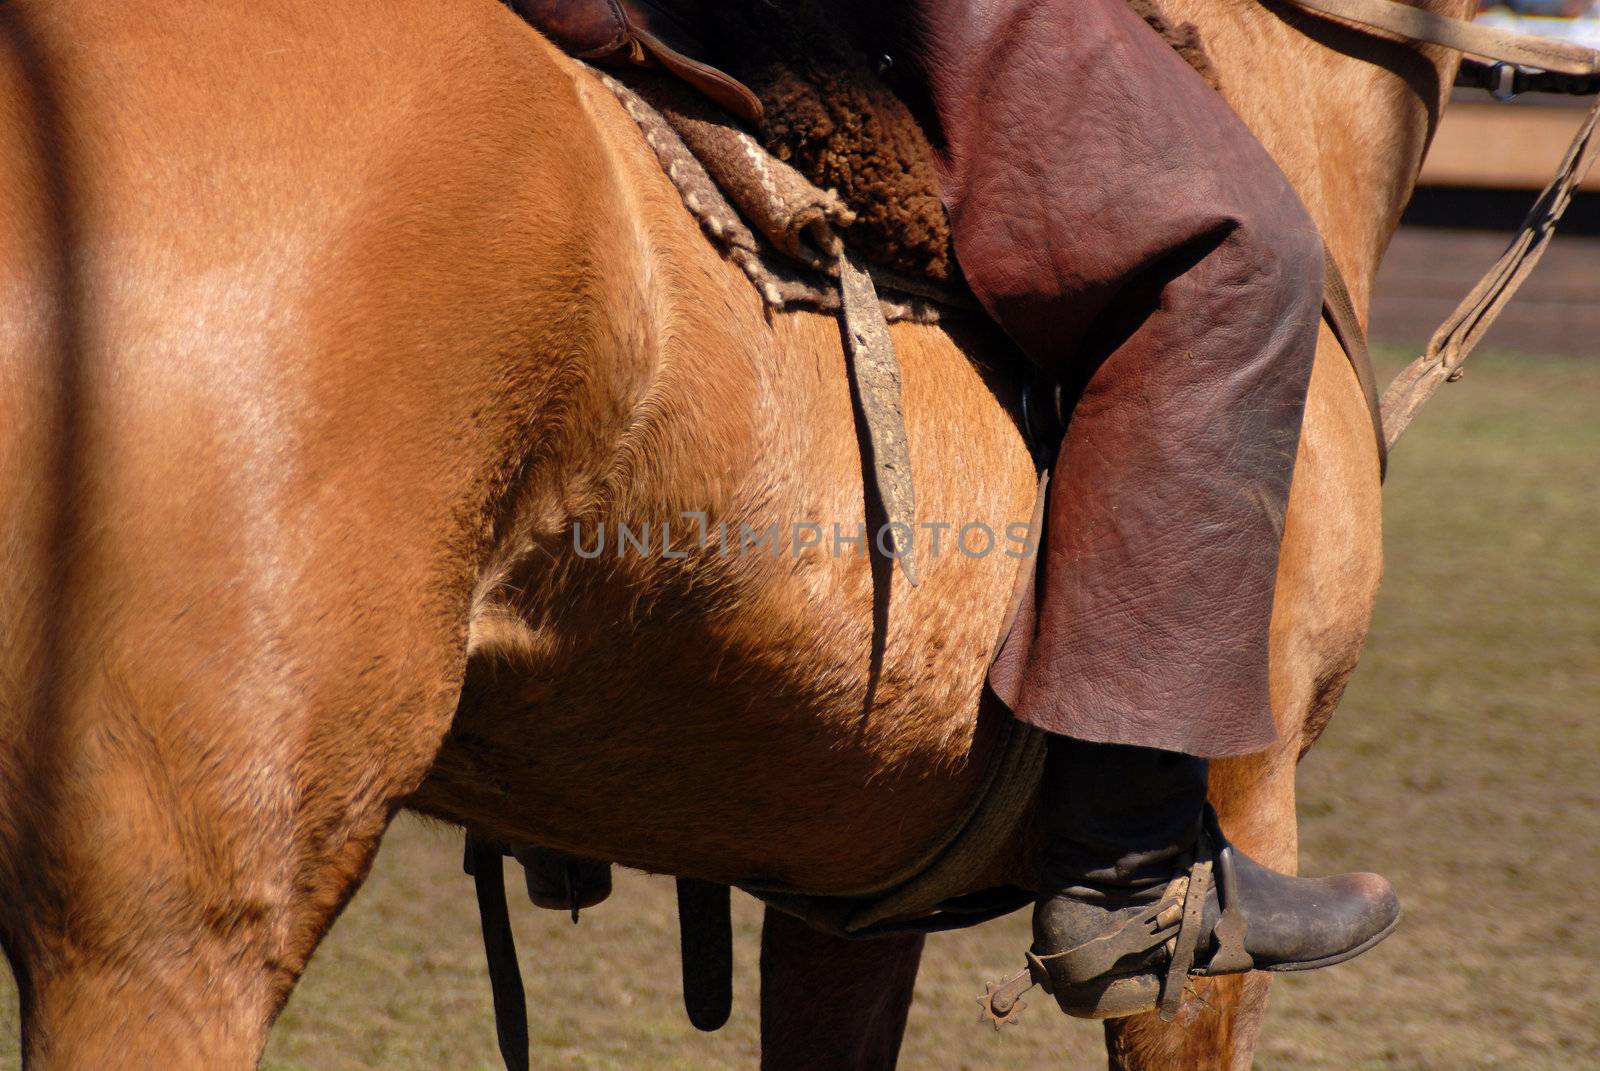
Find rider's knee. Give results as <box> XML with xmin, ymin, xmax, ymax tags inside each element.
<box><xmin>1231</xmin><ymin>180</ymin><xmax>1324</xmax><ymax>331</ymax></box>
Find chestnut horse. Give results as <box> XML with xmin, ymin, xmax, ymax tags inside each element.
<box><xmin>0</xmin><ymin>0</ymin><xmax>1469</xmax><ymax>1067</ymax></box>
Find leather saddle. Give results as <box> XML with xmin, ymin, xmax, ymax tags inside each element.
<box><xmin>510</xmin><ymin>0</ymin><xmax>762</xmax><ymax>124</ymax></box>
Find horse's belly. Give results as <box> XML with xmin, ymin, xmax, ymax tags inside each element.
<box><xmin>414</xmin><ymin>304</ymin><xmax>1039</xmax><ymax>891</ymax></box>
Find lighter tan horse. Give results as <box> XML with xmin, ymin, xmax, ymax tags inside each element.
<box><xmin>0</xmin><ymin>0</ymin><xmax>1469</xmax><ymax>1067</ymax></box>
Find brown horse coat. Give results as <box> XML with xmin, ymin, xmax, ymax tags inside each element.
<box><xmin>0</xmin><ymin>0</ymin><xmax>1469</xmax><ymax>1066</ymax></box>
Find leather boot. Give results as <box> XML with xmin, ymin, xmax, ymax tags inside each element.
<box><xmin>1030</xmin><ymin>738</ymin><xmax>1400</xmax><ymax>1020</ymax></box>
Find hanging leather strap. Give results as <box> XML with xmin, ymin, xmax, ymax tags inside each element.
<box><xmin>839</xmin><ymin>247</ymin><xmax>920</xmax><ymax>586</ymax></box>
<box><xmin>676</xmin><ymin>879</ymin><xmax>734</xmax><ymax>1032</ymax></box>
<box><xmin>1283</xmin><ymin>0</ymin><xmax>1600</xmax><ymax>76</ymax></box>
<box><xmin>1380</xmin><ymin>91</ymin><xmax>1600</xmax><ymax>450</ymax></box>
<box><xmin>465</xmin><ymin>836</ymin><xmax>530</xmax><ymax>1071</ymax></box>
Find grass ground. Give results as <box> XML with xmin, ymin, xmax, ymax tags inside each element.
<box><xmin>2</xmin><ymin>350</ymin><xmax>1596</xmax><ymax>1068</ymax></box>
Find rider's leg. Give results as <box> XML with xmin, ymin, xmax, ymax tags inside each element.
<box><xmin>1034</xmin><ymin>740</ymin><xmax>1396</xmax><ymax>1017</ymax></box>
<box><xmin>889</xmin><ymin>0</ymin><xmax>1398</xmax><ymax>1015</ymax></box>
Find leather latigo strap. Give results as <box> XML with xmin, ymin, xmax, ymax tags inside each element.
<box><xmin>511</xmin><ymin>0</ymin><xmax>762</xmax><ymax>124</ymax></box>
<box><xmin>1321</xmin><ymin>258</ymin><xmax>1387</xmax><ymax>476</ymax></box>
<box><xmin>676</xmin><ymin>879</ymin><xmax>734</xmax><ymax>1032</ymax></box>
<box><xmin>464</xmin><ymin>837</ymin><xmax>530</xmax><ymax>1071</ymax></box>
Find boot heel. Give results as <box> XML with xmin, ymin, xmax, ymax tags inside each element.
<box><xmin>1049</xmin><ymin>973</ymin><xmax>1161</xmax><ymax>1020</ymax></box>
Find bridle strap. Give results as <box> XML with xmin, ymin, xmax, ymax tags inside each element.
<box><xmin>1282</xmin><ymin>0</ymin><xmax>1600</xmax><ymax>76</ymax></box>
<box><xmin>1455</xmin><ymin>58</ymin><xmax>1600</xmax><ymax>99</ymax></box>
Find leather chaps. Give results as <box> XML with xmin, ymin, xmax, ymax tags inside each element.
<box><xmin>868</xmin><ymin>0</ymin><xmax>1324</xmax><ymax>756</ymax></box>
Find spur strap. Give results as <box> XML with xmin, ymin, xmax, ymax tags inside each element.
<box><xmin>1157</xmin><ymin>858</ymin><xmax>1212</xmax><ymax>1021</ymax></box>
<box><xmin>1025</xmin><ymin>892</ymin><xmax>1183</xmax><ymax>990</ymax></box>
<box><xmin>1152</xmin><ymin>817</ymin><xmax>1259</xmax><ymax>1019</ymax></box>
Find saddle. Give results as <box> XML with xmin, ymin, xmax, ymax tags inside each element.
<box><xmin>464</xmin><ymin>12</ymin><xmax>1028</xmax><ymax>1068</ymax></box>
<box><xmin>514</xmin><ymin>0</ymin><xmax>959</xmax><ymax>283</ymax></box>
<box><xmin>509</xmin><ymin>0</ymin><xmax>762</xmax><ymax>124</ymax></box>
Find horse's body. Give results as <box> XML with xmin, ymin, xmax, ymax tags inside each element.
<box><xmin>0</xmin><ymin>0</ymin><xmax>1467</xmax><ymax>1066</ymax></box>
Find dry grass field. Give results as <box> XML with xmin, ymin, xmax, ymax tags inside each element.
<box><xmin>1</xmin><ymin>349</ymin><xmax>1595</xmax><ymax>1068</ymax></box>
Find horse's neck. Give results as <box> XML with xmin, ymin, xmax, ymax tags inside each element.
<box><xmin>1162</xmin><ymin>0</ymin><xmax>1473</xmax><ymax>313</ymax></box>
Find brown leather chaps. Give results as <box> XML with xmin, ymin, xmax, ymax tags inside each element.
<box><xmin>882</xmin><ymin>0</ymin><xmax>1323</xmax><ymax>757</ymax></box>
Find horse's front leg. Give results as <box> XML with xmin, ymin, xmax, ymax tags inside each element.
<box><xmin>759</xmin><ymin>908</ymin><xmax>925</xmax><ymax>1071</ymax></box>
<box><xmin>1</xmin><ymin>603</ymin><xmax>466</xmax><ymax>1069</ymax></box>
<box><xmin>1101</xmin><ymin>746</ymin><xmax>1297</xmax><ymax>1071</ymax></box>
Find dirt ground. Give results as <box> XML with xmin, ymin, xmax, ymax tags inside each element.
<box><xmin>1</xmin><ymin>349</ymin><xmax>1595</xmax><ymax>1069</ymax></box>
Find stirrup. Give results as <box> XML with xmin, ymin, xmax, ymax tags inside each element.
<box><xmin>978</xmin><ymin>808</ymin><xmax>1256</xmax><ymax>1027</ymax></box>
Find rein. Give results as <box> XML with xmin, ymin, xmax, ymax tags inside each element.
<box><xmin>1289</xmin><ymin>0</ymin><xmax>1600</xmax><ymax>78</ymax></box>
<box><xmin>1276</xmin><ymin>0</ymin><xmax>1600</xmax><ymax>458</ymax></box>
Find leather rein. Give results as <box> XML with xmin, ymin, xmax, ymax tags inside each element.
<box><xmin>1280</xmin><ymin>0</ymin><xmax>1600</xmax><ymax>471</ymax></box>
